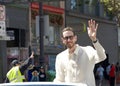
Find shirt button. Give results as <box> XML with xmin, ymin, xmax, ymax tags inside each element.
<box><xmin>73</xmin><ymin>64</ymin><xmax>77</xmax><ymax>68</ymax></box>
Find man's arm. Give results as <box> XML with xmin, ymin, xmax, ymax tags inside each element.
<box><xmin>93</xmin><ymin>41</ymin><xmax>106</xmax><ymax>62</ymax></box>
<box><xmin>4</xmin><ymin>77</ymin><xmax>9</xmax><ymax>83</ymax></box>
<box><xmin>87</xmin><ymin>19</ymin><xmax>106</xmax><ymax>62</ymax></box>
<box><xmin>19</xmin><ymin>51</ymin><xmax>34</xmax><ymax>74</ymax></box>
<box><xmin>54</xmin><ymin>55</ymin><xmax>65</xmax><ymax>82</ymax></box>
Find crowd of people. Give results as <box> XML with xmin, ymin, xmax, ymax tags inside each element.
<box><xmin>27</xmin><ymin>66</ymin><xmax>46</xmax><ymax>82</ymax></box>
<box><xmin>95</xmin><ymin>62</ymin><xmax>120</xmax><ymax>86</ymax></box>
<box><xmin>4</xmin><ymin>51</ymin><xmax>47</xmax><ymax>83</ymax></box>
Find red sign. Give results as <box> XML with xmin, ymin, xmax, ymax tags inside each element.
<box><xmin>31</xmin><ymin>3</ymin><xmax>64</xmax><ymax>14</ymax></box>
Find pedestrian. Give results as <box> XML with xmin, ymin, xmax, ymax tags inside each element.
<box><xmin>39</xmin><ymin>66</ymin><xmax>46</xmax><ymax>81</ymax></box>
<box><xmin>4</xmin><ymin>51</ymin><xmax>34</xmax><ymax>83</ymax></box>
<box><xmin>30</xmin><ymin>70</ymin><xmax>39</xmax><ymax>82</ymax></box>
<box><xmin>109</xmin><ymin>63</ymin><xmax>116</xmax><ymax>86</ymax></box>
<box><xmin>53</xmin><ymin>19</ymin><xmax>107</xmax><ymax>86</ymax></box>
<box><xmin>96</xmin><ymin>65</ymin><xmax>104</xmax><ymax>86</ymax></box>
<box><xmin>116</xmin><ymin>62</ymin><xmax>120</xmax><ymax>76</ymax></box>
<box><xmin>26</xmin><ymin>65</ymin><xmax>35</xmax><ymax>81</ymax></box>
<box><xmin>116</xmin><ymin>62</ymin><xmax>120</xmax><ymax>84</ymax></box>
<box><xmin>106</xmin><ymin>63</ymin><xmax>111</xmax><ymax>81</ymax></box>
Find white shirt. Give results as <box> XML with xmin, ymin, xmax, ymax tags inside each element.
<box><xmin>54</xmin><ymin>41</ymin><xmax>106</xmax><ymax>86</ymax></box>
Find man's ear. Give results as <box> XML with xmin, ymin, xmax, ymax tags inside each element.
<box><xmin>74</xmin><ymin>35</ymin><xmax>77</xmax><ymax>41</ymax></box>
<box><xmin>61</xmin><ymin>37</ymin><xmax>65</xmax><ymax>44</ymax></box>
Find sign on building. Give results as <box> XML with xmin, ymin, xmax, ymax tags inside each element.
<box><xmin>0</xmin><ymin>21</ymin><xmax>6</xmax><ymax>36</ymax></box>
<box><xmin>6</xmin><ymin>30</ymin><xmax>15</xmax><ymax>40</ymax></box>
<box><xmin>0</xmin><ymin>5</ymin><xmax>5</xmax><ymax>21</ymax></box>
<box><xmin>0</xmin><ymin>5</ymin><xmax>6</xmax><ymax>37</ymax></box>
<box><xmin>0</xmin><ymin>5</ymin><xmax>10</xmax><ymax>40</ymax></box>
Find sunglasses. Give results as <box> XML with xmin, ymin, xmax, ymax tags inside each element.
<box><xmin>63</xmin><ymin>35</ymin><xmax>74</xmax><ymax>40</ymax></box>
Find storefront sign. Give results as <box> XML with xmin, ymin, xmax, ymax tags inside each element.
<box><xmin>31</xmin><ymin>3</ymin><xmax>64</xmax><ymax>14</ymax></box>
<box><xmin>6</xmin><ymin>30</ymin><xmax>15</xmax><ymax>40</ymax></box>
<box><xmin>0</xmin><ymin>21</ymin><xmax>6</xmax><ymax>36</ymax></box>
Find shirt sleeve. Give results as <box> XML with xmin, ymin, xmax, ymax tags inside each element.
<box><xmin>19</xmin><ymin>58</ymin><xmax>33</xmax><ymax>75</ymax></box>
<box><xmin>93</xmin><ymin>41</ymin><xmax>106</xmax><ymax>63</ymax></box>
<box><xmin>4</xmin><ymin>77</ymin><xmax>9</xmax><ymax>83</ymax></box>
<box><xmin>84</xmin><ymin>41</ymin><xmax>106</xmax><ymax>63</ymax></box>
<box><xmin>53</xmin><ymin>55</ymin><xmax>65</xmax><ymax>82</ymax></box>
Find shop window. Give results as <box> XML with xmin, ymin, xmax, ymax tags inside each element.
<box><xmin>43</xmin><ymin>13</ymin><xmax>63</xmax><ymax>46</ymax></box>
<box><xmin>49</xmin><ymin>26</ymin><xmax>61</xmax><ymax>46</ymax></box>
<box><xmin>70</xmin><ymin>0</ymin><xmax>77</xmax><ymax>10</ymax></box>
<box><xmin>48</xmin><ymin>55</ymin><xmax>56</xmax><ymax>71</ymax></box>
<box><xmin>49</xmin><ymin>13</ymin><xmax>63</xmax><ymax>26</ymax></box>
<box><xmin>7</xmin><ymin>28</ymin><xmax>25</xmax><ymax>47</ymax></box>
<box><xmin>44</xmin><ymin>25</ymin><xmax>61</xmax><ymax>46</ymax></box>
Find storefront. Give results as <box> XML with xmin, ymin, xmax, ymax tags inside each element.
<box><xmin>30</xmin><ymin>2</ymin><xmax>64</xmax><ymax>70</ymax></box>
<box><xmin>0</xmin><ymin>4</ymin><xmax>30</xmax><ymax>82</ymax></box>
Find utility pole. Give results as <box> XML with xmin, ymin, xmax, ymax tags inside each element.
<box><xmin>39</xmin><ymin>2</ymin><xmax>44</xmax><ymax>66</ymax></box>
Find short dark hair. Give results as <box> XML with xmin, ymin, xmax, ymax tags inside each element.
<box><xmin>11</xmin><ymin>60</ymin><xmax>20</xmax><ymax>66</ymax></box>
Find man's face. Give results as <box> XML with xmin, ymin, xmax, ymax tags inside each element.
<box><xmin>62</xmin><ymin>31</ymin><xmax>77</xmax><ymax>48</ymax></box>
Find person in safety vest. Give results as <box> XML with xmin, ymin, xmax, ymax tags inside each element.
<box><xmin>4</xmin><ymin>51</ymin><xmax>34</xmax><ymax>83</ymax></box>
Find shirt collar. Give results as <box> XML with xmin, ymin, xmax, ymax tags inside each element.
<box><xmin>66</xmin><ymin>44</ymin><xmax>80</xmax><ymax>55</ymax></box>
<box><xmin>74</xmin><ymin>44</ymin><xmax>80</xmax><ymax>55</ymax></box>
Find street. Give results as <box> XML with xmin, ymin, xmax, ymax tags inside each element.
<box><xmin>96</xmin><ymin>79</ymin><xmax>120</xmax><ymax>86</ymax></box>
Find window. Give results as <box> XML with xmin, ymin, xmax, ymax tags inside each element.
<box><xmin>70</xmin><ymin>0</ymin><xmax>77</xmax><ymax>10</ymax></box>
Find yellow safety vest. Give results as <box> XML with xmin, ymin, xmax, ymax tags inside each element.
<box><xmin>7</xmin><ymin>66</ymin><xmax>25</xmax><ymax>83</ymax></box>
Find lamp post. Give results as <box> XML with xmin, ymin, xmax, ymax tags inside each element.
<box><xmin>39</xmin><ymin>2</ymin><xmax>44</xmax><ymax>66</ymax></box>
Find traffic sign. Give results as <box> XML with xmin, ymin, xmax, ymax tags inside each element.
<box><xmin>0</xmin><ymin>5</ymin><xmax>5</xmax><ymax>21</ymax></box>
<box><xmin>0</xmin><ymin>21</ymin><xmax>6</xmax><ymax>36</ymax></box>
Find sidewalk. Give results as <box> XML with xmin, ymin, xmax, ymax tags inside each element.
<box><xmin>96</xmin><ymin>79</ymin><xmax>120</xmax><ymax>86</ymax></box>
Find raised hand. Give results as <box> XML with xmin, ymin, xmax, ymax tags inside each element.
<box><xmin>30</xmin><ymin>51</ymin><xmax>34</xmax><ymax>58</ymax></box>
<box><xmin>87</xmin><ymin>19</ymin><xmax>98</xmax><ymax>41</ymax></box>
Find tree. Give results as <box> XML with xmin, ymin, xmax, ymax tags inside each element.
<box><xmin>100</xmin><ymin>0</ymin><xmax>120</xmax><ymax>26</ymax></box>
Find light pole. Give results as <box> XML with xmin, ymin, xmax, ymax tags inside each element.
<box><xmin>39</xmin><ymin>2</ymin><xmax>44</xmax><ymax>66</ymax></box>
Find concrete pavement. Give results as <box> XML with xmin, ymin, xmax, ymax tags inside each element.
<box><xmin>96</xmin><ymin>79</ymin><xmax>120</xmax><ymax>86</ymax></box>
